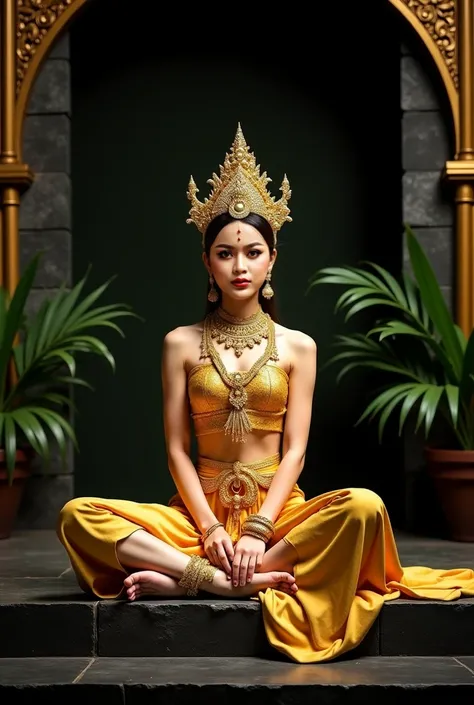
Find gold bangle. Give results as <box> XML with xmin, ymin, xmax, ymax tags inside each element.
<box><xmin>241</xmin><ymin>528</ymin><xmax>271</xmax><ymax>542</ymax></box>
<box><xmin>201</xmin><ymin>522</ymin><xmax>224</xmax><ymax>542</ymax></box>
<box><xmin>241</xmin><ymin>514</ymin><xmax>275</xmax><ymax>543</ymax></box>
<box><xmin>247</xmin><ymin>514</ymin><xmax>275</xmax><ymax>531</ymax></box>
<box><xmin>241</xmin><ymin>521</ymin><xmax>273</xmax><ymax>543</ymax></box>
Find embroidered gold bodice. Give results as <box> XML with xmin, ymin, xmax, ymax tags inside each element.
<box><xmin>187</xmin><ymin>363</ymin><xmax>288</xmax><ymax>437</ymax></box>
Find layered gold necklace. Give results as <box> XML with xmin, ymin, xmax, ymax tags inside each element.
<box><xmin>200</xmin><ymin>307</ymin><xmax>278</xmax><ymax>442</ymax></box>
<box><xmin>205</xmin><ymin>306</ymin><xmax>270</xmax><ymax>358</ymax></box>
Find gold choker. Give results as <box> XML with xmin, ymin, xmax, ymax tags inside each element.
<box><xmin>205</xmin><ymin>307</ymin><xmax>269</xmax><ymax>358</ymax></box>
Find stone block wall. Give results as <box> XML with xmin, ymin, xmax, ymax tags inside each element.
<box><xmin>400</xmin><ymin>40</ymin><xmax>455</xmax><ymax>535</ymax></box>
<box><xmin>16</xmin><ymin>33</ymin><xmax>73</xmax><ymax>529</ymax></box>
<box><xmin>401</xmin><ymin>44</ymin><xmax>454</xmax><ymax>304</ymax></box>
<box><xmin>15</xmin><ymin>29</ymin><xmax>456</xmax><ymax>531</ymax></box>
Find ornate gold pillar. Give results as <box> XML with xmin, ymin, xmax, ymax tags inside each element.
<box><xmin>0</xmin><ymin>0</ymin><xmax>33</xmax><ymax>293</ymax></box>
<box><xmin>444</xmin><ymin>0</ymin><xmax>474</xmax><ymax>335</ymax></box>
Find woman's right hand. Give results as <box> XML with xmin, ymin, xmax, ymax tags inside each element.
<box><xmin>204</xmin><ymin>526</ymin><xmax>234</xmax><ymax>577</ymax></box>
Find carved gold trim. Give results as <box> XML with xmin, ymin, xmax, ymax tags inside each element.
<box><xmin>390</xmin><ymin>0</ymin><xmax>459</xmax><ymax>148</ymax></box>
<box><xmin>408</xmin><ymin>0</ymin><xmax>457</xmax><ymax>86</ymax></box>
<box><xmin>17</xmin><ymin>1</ymin><xmax>73</xmax><ymax>96</ymax></box>
<box><xmin>15</xmin><ymin>0</ymin><xmax>87</xmax><ymax>158</ymax></box>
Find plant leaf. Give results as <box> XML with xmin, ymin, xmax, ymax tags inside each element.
<box><xmin>365</xmin><ymin>261</ymin><xmax>408</xmax><ymax>307</ymax></box>
<box><xmin>398</xmin><ymin>385</ymin><xmax>428</xmax><ymax>435</ymax></box>
<box><xmin>4</xmin><ymin>416</ymin><xmax>17</xmax><ymax>484</ymax></box>
<box><xmin>0</xmin><ymin>254</ymin><xmax>40</xmax><ymax>404</ymax></box>
<box><xmin>415</xmin><ymin>386</ymin><xmax>444</xmax><ymax>436</ymax></box>
<box><xmin>406</xmin><ymin>224</ymin><xmax>463</xmax><ymax>378</ymax></box>
<box><xmin>445</xmin><ymin>384</ymin><xmax>459</xmax><ymax>428</ymax></box>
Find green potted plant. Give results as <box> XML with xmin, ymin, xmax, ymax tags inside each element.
<box><xmin>308</xmin><ymin>224</ymin><xmax>474</xmax><ymax>542</ymax></box>
<box><xmin>0</xmin><ymin>252</ymin><xmax>139</xmax><ymax>538</ymax></box>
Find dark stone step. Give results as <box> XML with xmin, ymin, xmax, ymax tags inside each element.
<box><xmin>0</xmin><ymin>584</ymin><xmax>474</xmax><ymax>658</ymax></box>
<box><xmin>0</xmin><ymin>656</ymin><xmax>474</xmax><ymax>704</ymax></box>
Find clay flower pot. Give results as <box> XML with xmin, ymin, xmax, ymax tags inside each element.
<box><xmin>425</xmin><ymin>447</ymin><xmax>474</xmax><ymax>542</ymax></box>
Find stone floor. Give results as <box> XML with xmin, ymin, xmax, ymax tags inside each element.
<box><xmin>0</xmin><ymin>530</ymin><xmax>473</xmax><ymax>702</ymax></box>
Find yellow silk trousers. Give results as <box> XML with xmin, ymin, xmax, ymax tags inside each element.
<box><xmin>57</xmin><ymin>455</ymin><xmax>474</xmax><ymax>664</ymax></box>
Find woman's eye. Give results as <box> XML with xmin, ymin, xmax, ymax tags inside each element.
<box><xmin>217</xmin><ymin>251</ymin><xmax>231</xmax><ymax>259</ymax></box>
<box><xmin>248</xmin><ymin>250</ymin><xmax>262</xmax><ymax>258</ymax></box>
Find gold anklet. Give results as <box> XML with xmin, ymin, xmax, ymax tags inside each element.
<box><xmin>178</xmin><ymin>555</ymin><xmax>218</xmax><ymax>596</ymax></box>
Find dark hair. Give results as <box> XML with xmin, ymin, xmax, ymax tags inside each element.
<box><xmin>203</xmin><ymin>212</ymin><xmax>280</xmax><ymax>322</ymax></box>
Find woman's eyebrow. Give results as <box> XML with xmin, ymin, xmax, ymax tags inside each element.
<box><xmin>214</xmin><ymin>242</ymin><xmax>263</xmax><ymax>248</ymax></box>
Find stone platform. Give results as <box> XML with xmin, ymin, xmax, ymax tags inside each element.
<box><xmin>0</xmin><ymin>530</ymin><xmax>473</xmax><ymax>702</ymax></box>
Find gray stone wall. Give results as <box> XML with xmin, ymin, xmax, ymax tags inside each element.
<box><xmin>16</xmin><ymin>33</ymin><xmax>73</xmax><ymax>529</ymax></box>
<box><xmin>401</xmin><ymin>45</ymin><xmax>454</xmax><ymax>305</ymax></box>
<box><xmin>400</xmin><ymin>42</ymin><xmax>455</xmax><ymax>535</ymax></box>
<box><xmin>15</xmin><ymin>30</ymin><xmax>455</xmax><ymax>531</ymax></box>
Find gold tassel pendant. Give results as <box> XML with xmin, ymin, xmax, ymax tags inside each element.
<box><xmin>224</xmin><ymin>386</ymin><xmax>251</xmax><ymax>442</ymax></box>
<box><xmin>224</xmin><ymin>407</ymin><xmax>252</xmax><ymax>443</ymax></box>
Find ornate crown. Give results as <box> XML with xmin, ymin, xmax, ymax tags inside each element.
<box><xmin>186</xmin><ymin>123</ymin><xmax>292</xmax><ymax>245</ymax></box>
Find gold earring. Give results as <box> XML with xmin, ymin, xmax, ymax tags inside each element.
<box><xmin>262</xmin><ymin>270</ymin><xmax>274</xmax><ymax>299</ymax></box>
<box><xmin>208</xmin><ymin>275</ymin><xmax>219</xmax><ymax>302</ymax></box>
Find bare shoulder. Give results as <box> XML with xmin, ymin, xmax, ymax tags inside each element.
<box><xmin>275</xmin><ymin>322</ymin><xmax>317</xmax><ymax>354</ymax></box>
<box><xmin>162</xmin><ymin>322</ymin><xmax>204</xmax><ymax>372</ymax></box>
<box><xmin>163</xmin><ymin>322</ymin><xmax>202</xmax><ymax>350</ymax></box>
<box><xmin>274</xmin><ymin>322</ymin><xmax>317</xmax><ymax>373</ymax></box>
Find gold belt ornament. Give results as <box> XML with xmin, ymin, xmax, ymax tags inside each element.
<box><xmin>198</xmin><ymin>454</ymin><xmax>279</xmax><ymax>529</ymax></box>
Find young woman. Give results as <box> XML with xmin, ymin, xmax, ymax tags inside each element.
<box><xmin>57</xmin><ymin>125</ymin><xmax>474</xmax><ymax>664</ymax></box>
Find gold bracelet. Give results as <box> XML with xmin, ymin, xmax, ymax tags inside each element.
<box><xmin>178</xmin><ymin>555</ymin><xmax>218</xmax><ymax>596</ymax></box>
<box><xmin>241</xmin><ymin>514</ymin><xmax>275</xmax><ymax>542</ymax></box>
<box><xmin>247</xmin><ymin>514</ymin><xmax>275</xmax><ymax>531</ymax></box>
<box><xmin>241</xmin><ymin>527</ymin><xmax>271</xmax><ymax>542</ymax></box>
<box><xmin>201</xmin><ymin>522</ymin><xmax>224</xmax><ymax>542</ymax></box>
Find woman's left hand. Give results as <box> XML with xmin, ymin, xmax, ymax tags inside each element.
<box><xmin>232</xmin><ymin>535</ymin><xmax>266</xmax><ymax>587</ymax></box>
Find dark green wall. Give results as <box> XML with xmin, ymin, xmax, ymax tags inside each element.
<box><xmin>70</xmin><ymin>3</ymin><xmax>404</xmax><ymax>524</ymax></box>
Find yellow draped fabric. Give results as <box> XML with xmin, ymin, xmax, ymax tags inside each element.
<box><xmin>57</xmin><ymin>454</ymin><xmax>474</xmax><ymax>664</ymax></box>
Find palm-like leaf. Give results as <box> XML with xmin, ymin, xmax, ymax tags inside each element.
<box><xmin>0</xmin><ymin>255</ymin><xmax>141</xmax><ymax>483</ymax></box>
<box><xmin>308</xmin><ymin>225</ymin><xmax>473</xmax><ymax>450</ymax></box>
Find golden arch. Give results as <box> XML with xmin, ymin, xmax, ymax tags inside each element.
<box><xmin>1</xmin><ymin>0</ymin><xmax>474</xmax><ymax>334</ymax></box>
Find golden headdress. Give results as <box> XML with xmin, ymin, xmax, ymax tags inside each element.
<box><xmin>186</xmin><ymin>124</ymin><xmax>292</xmax><ymax>246</ymax></box>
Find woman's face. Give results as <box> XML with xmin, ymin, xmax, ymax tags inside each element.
<box><xmin>204</xmin><ymin>222</ymin><xmax>276</xmax><ymax>301</ymax></box>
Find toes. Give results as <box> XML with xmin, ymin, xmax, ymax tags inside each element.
<box><xmin>124</xmin><ymin>573</ymin><xmax>138</xmax><ymax>588</ymax></box>
<box><xmin>274</xmin><ymin>571</ymin><xmax>295</xmax><ymax>584</ymax></box>
<box><xmin>126</xmin><ymin>585</ymin><xmax>141</xmax><ymax>601</ymax></box>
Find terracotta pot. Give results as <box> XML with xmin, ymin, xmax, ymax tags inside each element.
<box><xmin>425</xmin><ymin>447</ymin><xmax>474</xmax><ymax>542</ymax></box>
<box><xmin>0</xmin><ymin>449</ymin><xmax>31</xmax><ymax>540</ymax></box>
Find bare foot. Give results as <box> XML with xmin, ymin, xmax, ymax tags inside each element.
<box><xmin>124</xmin><ymin>571</ymin><xmax>185</xmax><ymax>601</ymax></box>
<box><xmin>124</xmin><ymin>569</ymin><xmax>298</xmax><ymax>601</ymax></box>
<box><xmin>205</xmin><ymin>569</ymin><xmax>298</xmax><ymax>599</ymax></box>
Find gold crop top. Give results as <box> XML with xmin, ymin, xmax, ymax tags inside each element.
<box><xmin>188</xmin><ymin>363</ymin><xmax>289</xmax><ymax>436</ymax></box>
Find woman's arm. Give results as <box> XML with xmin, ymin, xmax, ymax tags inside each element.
<box><xmin>230</xmin><ymin>331</ymin><xmax>317</xmax><ymax>587</ymax></box>
<box><xmin>161</xmin><ymin>327</ymin><xmax>219</xmax><ymax>534</ymax></box>
<box><xmin>258</xmin><ymin>332</ymin><xmax>317</xmax><ymax>523</ymax></box>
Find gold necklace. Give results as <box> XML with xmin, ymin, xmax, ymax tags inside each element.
<box><xmin>200</xmin><ymin>312</ymin><xmax>278</xmax><ymax>442</ymax></box>
<box><xmin>206</xmin><ymin>306</ymin><xmax>270</xmax><ymax>358</ymax></box>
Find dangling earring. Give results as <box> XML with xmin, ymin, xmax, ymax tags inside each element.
<box><xmin>208</xmin><ymin>274</ymin><xmax>219</xmax><ymax>303</ymax></box>
<box><xmin>262</xmin><ymin>270</ymin><xmax>274</xmax><ymax>299</ymax></box>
